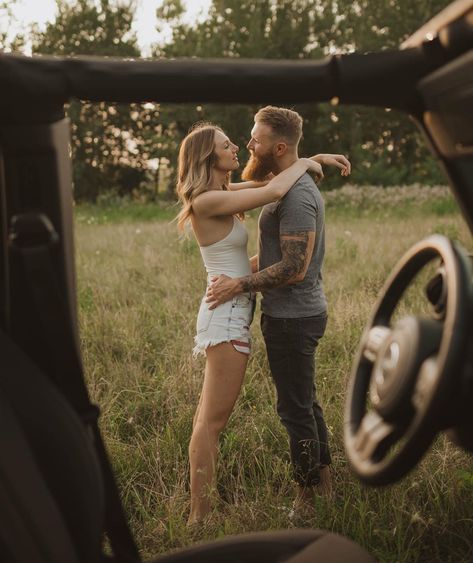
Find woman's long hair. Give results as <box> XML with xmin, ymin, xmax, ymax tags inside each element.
<box><xmin>176</xmin><ymin>123</ymin><xmax>228</xmax><ymax>232</ymax></box>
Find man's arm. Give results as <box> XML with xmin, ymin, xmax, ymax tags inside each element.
<box><xmin>241</xmin><ymin>231</ymin><xmax>315</xmax><ymax>290</ymax></box>
<box><xmin>206</xmin><ymin>231</ymin><xmax>315</xmax><ymax>309</ymax></box>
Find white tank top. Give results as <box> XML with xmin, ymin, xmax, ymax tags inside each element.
<box><xmin>199</xmin><ymin>217</ymin><xmax>251</xmax><ymax>280</ymax></box>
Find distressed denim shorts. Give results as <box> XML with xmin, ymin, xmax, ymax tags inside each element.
<box><xmin>193</xmin><ymin>292</ymin><xmax>255</xmax><ymax>357</ymax></box>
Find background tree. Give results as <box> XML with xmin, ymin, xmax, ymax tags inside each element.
<box><xmin>32</xmin><ymin>0</ymin><xmax>163</xmax><ymax>201</ymax></box>
<box><xmin>326</xmin><ymin>0</ymin><xmax>453</xmax><ymax>185</ymax></box>
<box><xmin>154</xmin><ymin>0</ymin><xmax>341</xmax><ymax>192</ymax></box>
<box><xmin>154</xmin><ymin>0</ymin><xmax>452</xmax><ymax>191</ymax></box>
<box><xmin>6</xmin><ymin>0</ymin><xmax>454</xmax><ymax>200</ymax></box>
<box><xmin>0</xmin><ymin>2</ymin><xmax>13</xmax><ymax>50</ymax></box>
<box><xmin>0</xmin><ymin>0</ymin><xmax>27</xmax><ymax>52</ymax></box>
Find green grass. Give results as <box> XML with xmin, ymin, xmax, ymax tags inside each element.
<box><xmin>75</xmin><ymin>200</ymin><xmax>178</xmax><ymax>225</ymax></box>
<box><xmin>74</xmin><ymin>185</ymin><xmax>473</xmax><ymax>562</ymax></box>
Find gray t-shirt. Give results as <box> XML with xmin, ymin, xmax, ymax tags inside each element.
<box><xmin>258</xmin><ymin>172</ymin><xmax>327</xmax><ymax>318</ymax></box>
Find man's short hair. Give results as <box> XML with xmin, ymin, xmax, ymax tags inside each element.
<box><xmin>254</xmin><ymin>105</ymin><xmax>303</xmax><ymax>146</ymax></box>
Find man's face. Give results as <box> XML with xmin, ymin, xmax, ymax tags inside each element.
<box><xmin>242</xmin><ymin>122</ymin><xmax>279</xmax><ymax>181</ymax></box>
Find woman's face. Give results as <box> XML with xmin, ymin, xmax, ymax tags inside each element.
<box><xmin>213</xmin><ymin>130</ymin><xmax>239</xmax><ymax>173</ymax></box>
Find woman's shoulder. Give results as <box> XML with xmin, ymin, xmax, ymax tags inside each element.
<box><xmin>192</xmin><ymin>190</ymin><xmax>219</xmax><ymax>214</ymax></box>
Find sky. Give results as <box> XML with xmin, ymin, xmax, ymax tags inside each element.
<box><xmin>9</xmin><ymin>0</ymin><xmax>212</xmax><ymax>55</ymax></box>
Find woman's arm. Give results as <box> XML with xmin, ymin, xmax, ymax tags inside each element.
<box><xmin>192</xmin><ymin>158</ymin><xmax>319</xmax><ymax>218</ymax></box>
<box><xmin>228</xmin><ymin>180</ymin><xmax>268</xmax><ymax>191</ymax></box>
<box><xmin>250</xmin><ymin>254</ymin><xmax>258</xmax><ymax>273</ymax></box>
<box><xmin>311</xmin><ymin>153</ymin><xmax>351</xmax><ymax>176</ymax></box>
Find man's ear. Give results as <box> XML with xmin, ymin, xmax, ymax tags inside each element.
<box><xmin>275</xmin><ymin>142</ymin><xmax>288</xmax><ymax>156</ymax></box>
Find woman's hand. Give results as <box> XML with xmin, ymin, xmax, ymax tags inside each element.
<box><xmin>311</xmin><ymin>153</ymin><xmax>351</xmax><ymax>176</ymax></box>
<box><xmin>302</xmin><ymin>158</ymin><xmax>324</xmax><ymax>182</ymax></box>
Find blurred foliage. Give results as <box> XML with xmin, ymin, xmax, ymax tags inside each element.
<box><xmin>336</xmin><ymin>0</ymin><xmax>454</xmax><ymax>51</ymax></box>
<box><xmin>153</xmin><ymin>0</ymin><xmax>451</xmax><ymax>191</ymax></box>
<box><xmin>0</xmin><ymin>1</ymin><xmax>27</xmax><ymax>51</ymax></box>
<box><xmin>2</xmin><ymin>0</ymin><xmax>454</xmax><ymax>200</ymax></box>
<box><xmin>30</xmin><ymin>0</ymin><xmax>161</xmax><ymax>201</ymax></box>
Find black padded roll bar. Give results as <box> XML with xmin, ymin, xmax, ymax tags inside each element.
<box><xmin>0</xmin><ymin>47</ymin><xmax>446</xmax><ymax>123</ymax></box>
<box><xmin>0</xmin><ymin>0</ymin><xmax>472</xmax><ymax>124</ymax></box>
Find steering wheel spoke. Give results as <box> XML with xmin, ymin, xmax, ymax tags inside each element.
<box><xmin>412</xmin><ymin>357</ymin><xmax>438</xmax><ymax>411</ymax></box>
<box><xmin>363</xmin><ymin>326</ymin><xmax>392</xmax><ymax>363</ymax></box>
<box><xmin>353</xmin><ymin>411</ymin><xmax>396</xmax><ymax>462</ymax></box>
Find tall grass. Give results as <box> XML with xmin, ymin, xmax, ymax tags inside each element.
<box><xmin>75</xmin><ymin>185</ymin><xmax>473</xmax><ymax>562</ymax></box>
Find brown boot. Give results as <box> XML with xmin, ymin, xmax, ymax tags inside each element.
<box><xmin>316</xmin><ymin>465</ymin><xmax>333</xmax><ymax>498</ymax></box>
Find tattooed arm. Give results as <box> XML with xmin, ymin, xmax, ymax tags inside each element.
<box><xmin>241</xmin><ymin>231</ymin><xmax>315</xmax><ymax>290</ymax></box>
<box><xmin>206</xmin><ymin>230</ymin><xmax>315</xmax><ymax>309</ymax></box>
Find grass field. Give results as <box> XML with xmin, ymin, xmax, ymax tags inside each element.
<box><xmin>75</xmin><ymin>185</ymin><xmax>473</xmax><ymax>562</ymax></box>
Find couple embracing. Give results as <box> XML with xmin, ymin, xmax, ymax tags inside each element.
<box><xmin>176</xmin><ymin>106</ymin><xmax>351</xmax><ymax>526</ymax></box>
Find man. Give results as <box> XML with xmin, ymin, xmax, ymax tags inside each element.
<box><xmin>206</xmin><ymin>106</ymin><xmax>350</xmax><ymax>511</ymax></box>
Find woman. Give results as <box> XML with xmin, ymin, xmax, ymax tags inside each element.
<box><xmin>176</xmin><ymin>122</ymin><xmax>336</xmax><ymax>526</ymax></box>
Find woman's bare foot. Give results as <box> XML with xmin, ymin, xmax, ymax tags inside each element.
<box><xmin>289</xmin><ymin>486</ymin><xmax>317</xmax><ymax>521</ymax></box>
<box><xmin>186</xmin><ymin>509</ymin><xmax>214</xmax><ymax>532</ymax></box>
<box><xmin>187</xmin><ymin>502</ymin><xmax>211</xmax><ymax>528</ymax></box>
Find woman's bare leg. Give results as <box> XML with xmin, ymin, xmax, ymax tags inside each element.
<box><xmin>188</xmin><ymin>343</ymin><xmax>248</xmax><ymax>525</ymax></box>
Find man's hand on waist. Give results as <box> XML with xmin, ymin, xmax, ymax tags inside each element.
<box><xmin>206</xmin><ymin>274</ymin><xmax>243</xmax><ymax>309</ymax></box>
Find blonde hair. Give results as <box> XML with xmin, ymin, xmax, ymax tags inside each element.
<box><xmin>255</xmin><ymin>105</ymin><xmax>303</xmax><ymax>146</ymax></box>
<box><xmin>176</xmin><ymin>123</ymin><xmax>228</xmax><ymax>231</ymax></box>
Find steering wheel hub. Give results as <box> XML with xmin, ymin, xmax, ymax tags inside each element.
<box><xmin>368</xmin><ymin>317</ymin><xmax>443</xmax><ymax>423</ymax></box>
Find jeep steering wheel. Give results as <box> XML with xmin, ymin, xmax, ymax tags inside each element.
<box><xmin>344</xmin><ymin>235</ymin><xmax>472</xmax><ymax>485</ymax></box>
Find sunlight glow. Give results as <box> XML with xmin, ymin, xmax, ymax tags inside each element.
<box><xmin>9</xmin><ymin>0</ymin><xmax>212</xmax><ymax>55</ymax></box>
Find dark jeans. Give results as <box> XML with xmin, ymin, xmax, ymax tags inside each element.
<box><xmin>261</xmin><ymin>313</ymin><xmax>331</xmax><ymax>487</ymax></box>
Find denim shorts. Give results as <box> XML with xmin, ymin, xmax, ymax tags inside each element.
<box><xmin>193</xmin><ymin>292</ymin><xmax>255</xmax><ymax>357</ymax></box>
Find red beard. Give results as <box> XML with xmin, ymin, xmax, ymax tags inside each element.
<box><xmin>241</xmin><ymin>151</ymin><xmax>278</xmax><ymax>181</ymax></box>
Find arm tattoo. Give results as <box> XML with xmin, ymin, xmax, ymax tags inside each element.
<box><xmin>241</xmin><ymin>231</ymin><xmax>310</xmax><ymax>292</ymax></box>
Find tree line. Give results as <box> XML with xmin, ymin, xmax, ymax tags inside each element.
<box><xmin>1</xmin><ymin>0</ymin><xmax>451</xmax><ymax>201</ymax></box>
